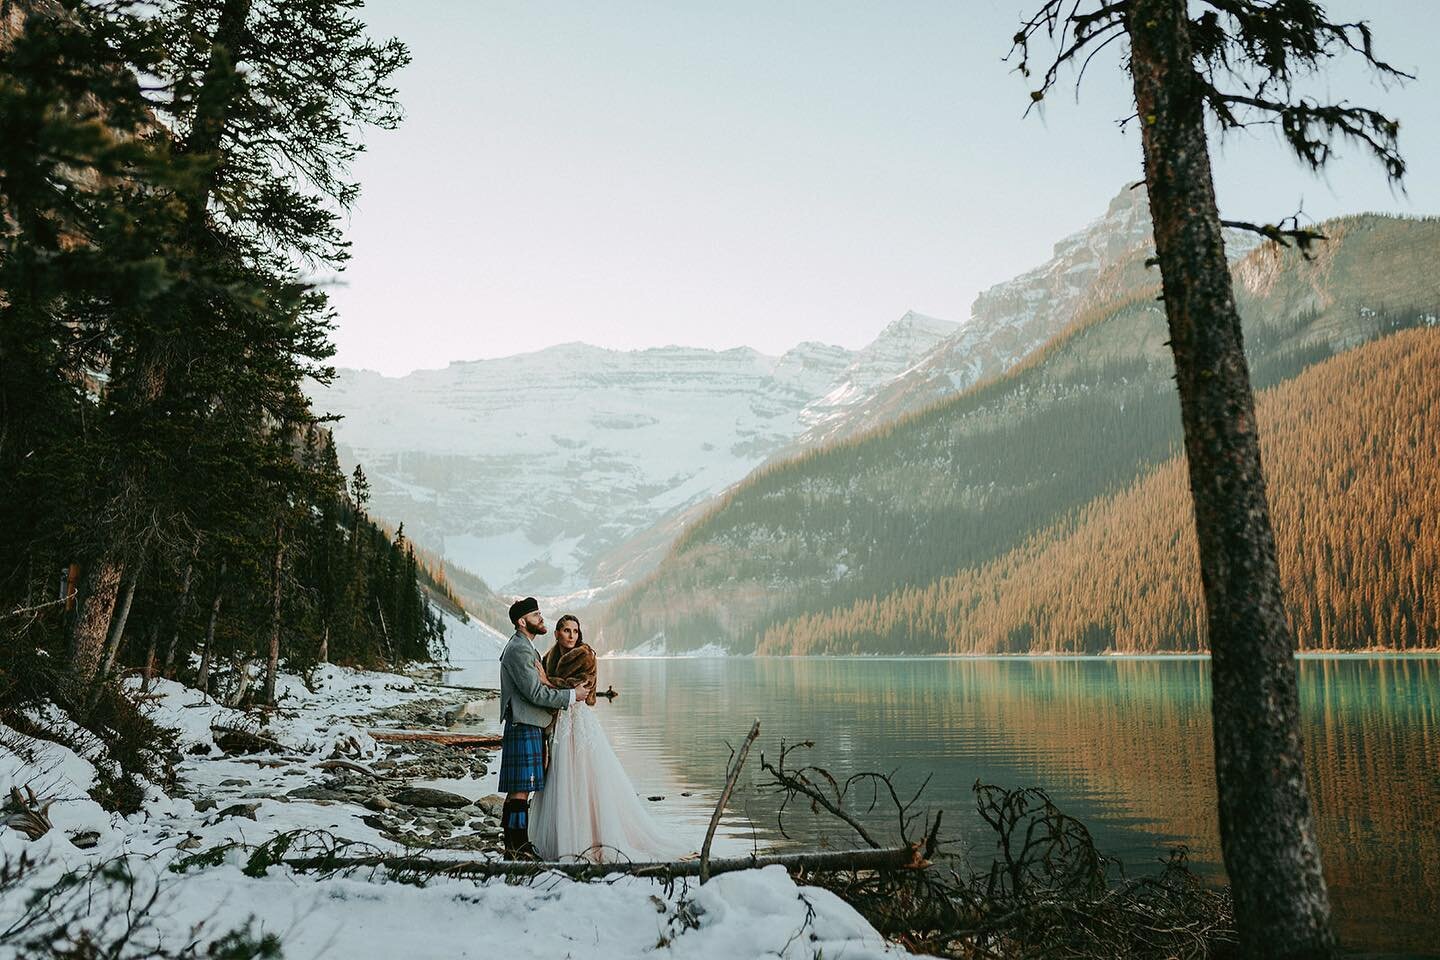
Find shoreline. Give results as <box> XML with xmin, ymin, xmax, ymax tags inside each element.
<box><xmin>0</xmin><ymin>663</ymin><xmax>897</xmax><ymax>959</ymax></box>
<box><xmin>596</xmin><ymin>649</ymin><xmax>1440</xmax><ymax>661</ymax></box>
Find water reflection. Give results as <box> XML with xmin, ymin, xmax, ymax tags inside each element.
<box><xmin>574</xmin><ymin>655</ymin><xmax>1440</xmax><ymax>955</ymax></box>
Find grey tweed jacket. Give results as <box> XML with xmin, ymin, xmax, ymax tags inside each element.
<box><xmin>499</xmin><ymin>631</ymin><xmax>572</xmax><ymax>728</ymax></box>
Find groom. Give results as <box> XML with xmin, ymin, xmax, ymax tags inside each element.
<box><xmin>497</xmin><ymin>596</ymin><xmax>592</xmax><ymax>857</ymax></box>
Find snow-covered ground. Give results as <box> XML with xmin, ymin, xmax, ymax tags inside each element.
<box><xmin>0</xmin><ymin>665</ymin><xmax>902</xmax><ymax>959</ymax></box>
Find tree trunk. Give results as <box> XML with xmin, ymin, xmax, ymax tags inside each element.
<box><xmin>161</xmin><ymin>550</ymin><xmax>197</xmax><ymax>678</ymax></box>
<box><xmin>318</xmin><ymin>622</ymin><xmax>329</xmax><ymax>664</ymax></box>
<box><xmin>262</xmin><ymin>523</ymin><xmax>285</xmax><ymax>706</ymax></box>
<box><xmin>197</xmin><ymin>559</ymin><xmax>225</xmax><ymax>696</ymax></box>
<box><xmin>375</xmin><ymin>596</ymin><xmax>391</xmax><ymax>663</ymax></box>
<box><xmin>280</xmin><ymin>844</ymin><xmax>928</xmax><ymax>882</ymax></box>
<box><xmin>141</xmin><ymin>621</ymin><xmax>160</xmax><ymax>692</ymax></box>
<box><xmin>1125</xmin><ymin>2</ymin><xmax>1335</xmax><ymax>956</ymax></box>
<box><xmin>98</xmin><ymin>572</ymin><xmax>138</xmax><ymax>680</ymax></box>
<box><xmin>70</xmin><ymin>556</ymin><xmax>123</xmax><ymax>685</ymax></box>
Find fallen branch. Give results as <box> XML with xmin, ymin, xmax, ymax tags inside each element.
<box><xmin>3</xmin><ymin>786</ymin><xmax>55</xmax><ymax>840</ymax></box>
<box><xmin>368</xmin><ymin>731</ymin><xmax>501</xmax><ymax>748</ymax></box>
<box><xmin>701</xmin><ymin>719</ymin><xmax>759</xmax><ymax>884</ymax></box>
<box><xmin>281</xmin><ymin>844</ymin><xmax>928</xmax><ymax>882</ymax></box>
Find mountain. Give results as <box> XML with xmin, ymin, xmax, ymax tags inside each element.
<box><xmin>597</xmin><ymin>213</ymin><xmax>1440</xmax><ymax>653</ymax></box>
<box><xmin>583</xmin><ymin>186</ymin><xmax>1260</xmax><ymax>592</ymax></box>
<box><xmin>312</xmin><ymin>326</ymin><xmax>950</xmax><ymax>597</ymax></box>
<box><xmin>762</xmin><ymin>325</ymin><xmax>1440</xmax><ymax>654</ymax></box>
<box><xmin>792</xmin><ymin>186</ymin><xmax>1260</xmax><ymax>447</ymax></box>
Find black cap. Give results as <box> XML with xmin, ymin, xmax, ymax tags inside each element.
<box><xmin>508</xmin><ymin>596</ymin><xmax>539</xmax><ymax>625</ymax></box>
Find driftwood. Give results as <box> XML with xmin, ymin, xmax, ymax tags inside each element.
<box><xmin>368</xmin><ymin>731</ymin><xmax>502</xmax><ymax>749</ymax></box>
<box><xmin>4</xmin><ymin>786</ymin><xmax>55</xmax><ymax>840</ymax></box>
<box><xmin>700</xmin><ymin>719</ymin><xmax>759</xmax><ymax>884</ymax></box>
<box><xmin>281</xmin><ymin>843</ymin><xmax>929</xmax><ymax>882</ymax></box>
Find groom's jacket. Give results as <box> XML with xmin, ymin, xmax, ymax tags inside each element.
<box><xmin>499</xmin><ymin>631</ymin><xmax>573</xmax><ymax>728</ymax></box>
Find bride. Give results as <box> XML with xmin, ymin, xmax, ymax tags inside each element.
<box><xmin>529</xmin><ymin>614</ymin><xmax>685</xmax><ymax>863</ymax></box>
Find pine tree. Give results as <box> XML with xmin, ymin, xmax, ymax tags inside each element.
<box><xmin>1007</xmin><ymin>5</ymin><xmax>1409</xmax><ymax>955</ymax></box>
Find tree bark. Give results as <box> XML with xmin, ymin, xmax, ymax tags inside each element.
<box><xmin>70</xmin><ymin>556</ymin><xmax>123</xmax><ymax>685</ymax></box>
<box><xmin>262</xmin><ymin>523</ymin><xmax>285</xmax><ymax>705</ymax></box>
<box><xmin>197</xmin><ymin>559</ymin><xmax>225</xmax><ymax>696</ymax></box>
<box><xmin>1125</xmin><ymin>2</ymin><xmax>1335</xmax><ymax>956</ymax></box>
<box><xmin>318</xmin><ymin>623</ymin><xmax>328</xmax><ymax>664</ymax></box>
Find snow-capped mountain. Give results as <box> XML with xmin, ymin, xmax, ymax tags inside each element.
<box><xmin>314</xmin><ymin>332</ymin><xmax>941</xmax><ymax>596</ymax></box>
<box><xmin>798</xmin><ymin>311</ymin><xmax>959</xmax><ymax>434</ymax></box>
<box><xmin>795</xmin><ymin>186</ymin><xmax>1262</xmax><ymax>445</ymax></box>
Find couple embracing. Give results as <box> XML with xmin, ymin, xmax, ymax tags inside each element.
<box><xmin>497</xmin><ymin>597</ymin><xmax>681</xmax><ymax>862</ymax></box>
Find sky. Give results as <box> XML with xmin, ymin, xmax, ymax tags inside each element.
<box><xmin>327</xmin><ymin>1</ymin><xmax>1439</xmax><ymax>376</ymax></box>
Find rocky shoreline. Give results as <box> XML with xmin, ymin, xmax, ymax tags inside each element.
<box><xmin>168</xmin><ymin>676</ymin><xmax>514</xmax><ymax>855</ymax></box>
<box><xmin>292</xmin><ymin>690</ymin><xmax>506</xmax><ymax>850</ymax></box>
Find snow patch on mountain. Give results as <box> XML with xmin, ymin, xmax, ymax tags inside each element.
<box><xmin>314</xmin><ymin>329</ymin><xmax>947</xmax><ymax>597</ymax></box>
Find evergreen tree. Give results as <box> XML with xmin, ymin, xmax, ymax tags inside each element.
<box><xmin>1009</xmin><ymin>3</ymin><xmax>1408</xmax><ymax>955</ymax></box>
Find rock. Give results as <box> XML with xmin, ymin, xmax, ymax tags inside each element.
<box><xmin>476</xmin><ymin>795</ymin><xmax>505</xmax><ymax>819</ymax></box>
<box><xmin>360</xmin><ymin>814</ymin><xmax>388</xmax><ymax>830</ymax></box>
<box><xmin>177</xmin><ymin>835</ymin><xmax>203</xmax><ymax>850</ymax></box>
<box><xmin>392</xmin><ymin>787</ymin><xmax>471</xmax><ymax>809</ymax></box>
<box><xmin>213</xmin><ymin>727</ymin><xmax>283</xmax><ymax>755</ymax></box>
<box><xmin>213</xmin><ymin>802</ymin><xmax>260</xmax><ymax>821</ymax></box>
<box><xmin>287</xmin><ymin>785</ymin><xmax>354</xmax><ymax>802</ymax></box>
<box><xmin>647</xmin><ymin>796</ymin><xmax>664</xmax><ymax>802</ymax></box>
<box><xmin>364</xmin><ymin>794</ymin><xmax>393</xmax><ymax>811</ymax></box>
<box><xmin>68</xmin><ymin>830</ymin><xmax>100</xmax><ymax>849</ymax></box>
<box><xmin>193</xmin><ymin>797</ymin><xmax>218</xmax><ymax>813</ymax></box>
<box><xmin>219</xmin><ymin>778</ymin><xmax>251</xmax><ymax>787</ymax></box>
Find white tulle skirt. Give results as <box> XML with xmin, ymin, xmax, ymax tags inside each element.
<box><xmin>529</xmin><ymin>704</ymin><xmax>688</xmax><ymax>863</ymax></box>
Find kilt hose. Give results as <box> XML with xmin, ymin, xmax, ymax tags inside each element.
<box><xmin>497</xmin><ymin>720</ymin><xmax>546</xmax><ymax>793</ymax></box>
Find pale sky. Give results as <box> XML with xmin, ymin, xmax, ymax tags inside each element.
<box><xmin>327</xmin><ymin>1</ymin><xmax>1439</xmax><ymax>376</ymax></box>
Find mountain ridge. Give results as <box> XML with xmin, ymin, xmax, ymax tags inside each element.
<box><xmin>596</xmin><ymin>211</ymin><xmax>1440</xmax><ymax>653</ymax></box>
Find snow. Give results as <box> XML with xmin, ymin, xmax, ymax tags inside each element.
<box><xmin>604</xmin><ymin>639</ymin><xmax>733</xmax><ymax>659</ymax></box>
<box><xmin>0</xmin><ymin>666</ymin><xmax>903</xmax><ymax>960</ymax></box>
<box><xmin>441</xmin><ymin>608</ymin><xmax>507</xmax><ymax>661</ymax></box>
<box><xmin>313</xmin><ymin>319</ymin><xmax>954</xmax><ymax>598</ymax></box>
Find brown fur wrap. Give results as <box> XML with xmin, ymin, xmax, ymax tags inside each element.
<box><xmin>542</xmin><ymin>642</ymin><xmax>597</xmax><ymax>706</ymax></box>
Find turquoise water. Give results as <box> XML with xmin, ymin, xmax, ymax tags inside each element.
<box><xmin>447</xmin><ymin>655</ymin><xmax>1440</xmax><ymax>954</ymax></box>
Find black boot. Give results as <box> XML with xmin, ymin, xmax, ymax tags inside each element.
<box><xmin>502</xmin><ymin>798</ymin><xmax>537</xmax><ymax>859</ymax></box>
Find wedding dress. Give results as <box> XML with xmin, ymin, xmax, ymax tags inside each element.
<box><xmin>529</xmin><ymin>703</ymin><xmax>687</xmax><ymax>863</ymax></box>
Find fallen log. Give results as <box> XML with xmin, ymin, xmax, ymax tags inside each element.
<box><xmin>368</xmin><ymin>731</ymin><xmax>502</xmax><ymax>748</ymax></box>
<box><xmin>281</xmin><ymin>843</ymin><xmax>928</xmax><ymax>881</ymax></box>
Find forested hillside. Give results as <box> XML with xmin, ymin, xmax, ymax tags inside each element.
<box><xmin>760</xmin><ymin>327</ymin><xmax>1440</xmax><ymax>653</ymax></box>
<box><xmin>599</xmin><ymin>214</ymin><xmax>1440</xmax><ymax>653</ymax></box>
<box><xmin>0</xmin><ymin>1</ymin><xmax>446</xmax><ymax>723</ymax></box>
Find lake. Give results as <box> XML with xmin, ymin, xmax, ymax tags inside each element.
<box><xmin>445</xmin><ymin>654</ymin><xmax>1440</xmax><ymax>956</ymax></box>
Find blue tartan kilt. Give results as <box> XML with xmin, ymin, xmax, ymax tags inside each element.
<box><xmin>497</xmin><ymin>721</ymin><xmax>546</xmax><ymax>792</ymax></box>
